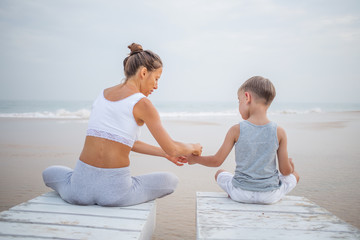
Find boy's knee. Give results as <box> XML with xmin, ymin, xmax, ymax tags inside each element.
<box><xmin>293</xmin><ymin>171</ymin><xmax>300</xmax><ymax>183</ymax></box>
<box><xmin>215</xmin><ymin>169</ymin><xmax>226</xmax><ymax>181</ymax></box>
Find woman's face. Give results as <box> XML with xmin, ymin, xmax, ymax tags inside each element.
<box><xmin>141</xmin><ymin>67</ymin><xmax>162</xmax><ymax>96</ymax></box>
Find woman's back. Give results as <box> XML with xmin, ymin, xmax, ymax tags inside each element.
<box><xmin>80</xmin><ymin>84</ymin><xmax>145</xmax><ymax>168</ymax></box>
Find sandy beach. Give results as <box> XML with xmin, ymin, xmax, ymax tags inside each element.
<box><xmin>0</xmin><ymin>111</ymin><xmax>359</xmax><ymax>239</ymax></box>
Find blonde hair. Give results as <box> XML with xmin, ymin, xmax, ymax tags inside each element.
<box><xmin>239</xmin><ymin>76</ymin><xmax>276</xmax><ymax>105</ymax></box>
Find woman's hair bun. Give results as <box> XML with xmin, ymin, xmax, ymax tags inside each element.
<box><xmin>128</xmin><ymin>43</ymin><xmax>143</xmax><ymax>56</ymax></box>
<box><xmin>123</xmin><ymin>43</ymin><xmax>162</xmax><ymax>79</ymax></box>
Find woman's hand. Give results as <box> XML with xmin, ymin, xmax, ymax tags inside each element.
<box><xmin>165</xmin><ymin>155</ymin><xmax>188</xmax><ymax>166</ymax></box>
<box><xmin>192</xmin><ymin>143</ymin><xmax>203</xmax><ymax>156</ymax></box>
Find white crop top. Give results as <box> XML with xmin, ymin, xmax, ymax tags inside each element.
<box><xmin>86</xmin><ymin>91</ymin><xmax>146</xmax><ymax>147</ymax></box>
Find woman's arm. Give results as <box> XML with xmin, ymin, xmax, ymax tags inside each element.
<box><xmin>132</xmin><ymin>140</ymin><xmax>166</xmax><ymax>157</ymax></box>
<box><xmin>131</xmin><ymin>140</ymin><xmax>187</xmax><ymax>166</ymax></box>
<box><xmin>133</xmin><ymin>98</ymin><xmax>202</xmax><ymax>157</ymax></box>
<box><xmin>187</xmin><ymin>124</ymin><xmax>239</xmax><ymax>167</ymax></box>
<box><xmin>277</xmin><ymin>126</ymin><xmax>294</xmax><ymax>175</ymax></box>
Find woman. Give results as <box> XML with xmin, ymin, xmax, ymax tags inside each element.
<box><xmin>43</xmin><ymin>43</ymin><xmax>202</xmax><ymax>206</ymax></box>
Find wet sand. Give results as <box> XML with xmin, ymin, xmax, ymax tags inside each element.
<box><xmin>0</xmin><ymin>112</ymin><xmax>359</xmax><ymax>239</ymax></box>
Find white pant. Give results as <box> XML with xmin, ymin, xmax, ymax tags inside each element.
<box><xmin>217</xmin><ymin>172</ymin><xmax>297</xmax><ymax>204</ymax></box>
<box><xmin>43</xmin><ymin>159</ymin><xmax>179</xmax><ymax>207</ymax></box>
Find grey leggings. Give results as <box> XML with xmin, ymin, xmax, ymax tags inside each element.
<box><xmin>42</xmin><ymin>160</ymin><xmax>179</xmax><ymax>206</ymax></box>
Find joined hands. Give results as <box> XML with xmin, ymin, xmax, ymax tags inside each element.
<box><xmin>166</xmin><ymin>143</ymin><xmax>202</xmax><ymax>166</ymax></box>
<box><xmin>165</xmin><ymin>155</ymin><xmax>188</xmax><ymax>166</ymax></box>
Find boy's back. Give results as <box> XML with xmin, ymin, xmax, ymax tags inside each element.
<box><xmin>232</xmin><ymin>120</ymin><xmax>280</xmax><ymax>192</ymax></box>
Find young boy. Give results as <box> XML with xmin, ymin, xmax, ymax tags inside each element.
<box><xmin>187</xmin><ymin>76</ymin><xmax>299</xmax><ymax>204</ymax></box>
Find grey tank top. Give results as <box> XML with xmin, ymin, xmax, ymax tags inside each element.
<box><xmin>232</xmin><ymin>120</ymin><xmax>281</xmax><ymax>192</ymax></box>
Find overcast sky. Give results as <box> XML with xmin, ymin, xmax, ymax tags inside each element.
<box><xmin>0</xmin><ymin>0</ymin><xmax>359</xmax><ymax>103</ymax></box>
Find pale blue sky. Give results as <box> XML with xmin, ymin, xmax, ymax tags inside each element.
<box><xmin>1</xmin><ymin>0</ymin><xmax>359</xmax><ymax>103</ymax></box>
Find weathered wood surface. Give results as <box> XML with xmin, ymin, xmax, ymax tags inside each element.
<box><xmin>0</xmin><ymin>191</ymin><xmax>156</xmax><ymax>240</ymax></box>
<box><xmin>196</xmin><ymin>192</ymin><xmax>360</xmax><ymax>240</ymax></box>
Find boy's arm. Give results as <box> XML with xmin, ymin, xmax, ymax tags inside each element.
<box><xmin>277</xmin><ymin>126</ymin><xmax>294</xmax><ymax>175</ymax></box>
<box><xmin>187</xmin><ymin>124</ymin><xmax>239</xmax><ymax>167</ymax></box>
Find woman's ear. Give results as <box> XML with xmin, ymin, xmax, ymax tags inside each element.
<box><xmin>139</xmin><ymin>67</ymin><xmax>147</xmax><ymax>79</ymax></box>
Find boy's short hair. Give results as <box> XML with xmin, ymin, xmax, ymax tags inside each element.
<box><xmin>238</xmin><ymin>76</ymin><xmax>276</xmax><ymax>105</ymax></box>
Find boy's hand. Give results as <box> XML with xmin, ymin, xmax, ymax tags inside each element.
<box><xmin>186</xmin><ymin>154</ymin><xmax>198</xmax><ymax>165</ymax></box>
<box><xmin>166</xmin><ymin>155</ymin><xmax>188</xmax><ymax>166</ymax></box>
<box><xmin>289</xmin><ymin>157</ymin><xmax>295</xmax><ymax>173</ymax></box>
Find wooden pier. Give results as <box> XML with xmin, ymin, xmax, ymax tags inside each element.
<box><xmin>0</xmin><ymin>191</ymin><xmax>156</xmax><ymax>240</ymax></box>
<box><xmin>196</xmin><ymin>192</ymin><xmax>360</xmax><ymax>240</ymax></box>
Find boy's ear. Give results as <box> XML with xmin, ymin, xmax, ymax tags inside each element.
<box><xmin>244</xmin><ymin>92</ymin><xmax>251</xmax><ymax>103</ymax></box>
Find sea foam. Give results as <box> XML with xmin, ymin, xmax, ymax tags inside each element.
<box><xmin>0</xmin><ymin>108</ymin><xmax>326</xmax><ymax>119</ymax></box>
<box><xmin>0</xmin><ymin>108</ymin><xmax>91</xmax><ymax>119</ymax></box>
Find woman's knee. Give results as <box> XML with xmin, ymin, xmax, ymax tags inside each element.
<box><xmin>42</xmin><ymin>165</ymin><xmax>73</xmax><ymax>186</ymax></box>
<box><xmin>163</xmin><ymin>172</ymin><xmax>179</xmax><ymax>191</ymax></box>
<box><xmin>123</xmin><ymin>172</ymin><xmax>179</xmax><ymax>205</ymax></box>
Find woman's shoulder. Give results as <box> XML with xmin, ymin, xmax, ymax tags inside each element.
<box><xmin>133</xmin><ymin>96</ymin><xmax>157</xmax><ymax>116</ymax></box>
<box><xmin>135</xmin><ymin>95</ymin><xmax>152</xmax><ymax>106</ymax></box>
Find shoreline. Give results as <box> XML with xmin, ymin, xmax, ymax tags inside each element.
<box><xmin>0</xmin><ymin>109</ymin><xmax>360</xmax><ymax>121</ymax></box>
<box><xmin>0</xmin><ymin>112</ymin><xmax>359</xmax><ymax>239</ymax></box>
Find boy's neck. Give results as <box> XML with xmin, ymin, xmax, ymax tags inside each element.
<box><xmin>246</xmin><ymin>104</ymin><xmax>270</xmax><ymax>125</ymax></box>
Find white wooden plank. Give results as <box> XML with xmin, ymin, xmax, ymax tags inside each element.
<box><xmin>197</xmin><ymin>197</ymin><xmax>328</xmax><ymax>214</ymax></box>
<box><xmin>196</xmin><ymin>192</ymin><xmax>360</xmax><ymax>240</ymax></box>
<box><xmin>197</xmin><ymin>192</ymin><xmax>312</xmax><ymax>205</ymax></box>
<box><xmin>10</xmin><ymin>202</ymin><xmax>150</xmax><ymax>220</ymax></box>
<box><xmin>197</xmin><ymin>227</ymin><xmax>360</xmax><ymax>240</ymax></box>
<box><xmin>29</xmin><ymin>193</ymin><xmax>155</xmax><ymax>211</ymax></box>
<box><xmin>0</xmin><ymin>237</ymin><xmax>41</xmax><ymax>240</ymax></box>
<box><xmin>197</xmin><ymin>192</ymin><xmax>306</xmax><ymax>202</ymax></box>
<box><xmin>0</xmin><ymin>221</ymin><xmax>140</xmax><ymax>240</ymax></box>
<box><xmin>0</xmin><ymin>191</ymin><xmax>157</xmax><ymax>240</ymax></box>
<box><xmin>0</xmin><ymin>237</ymin><xmax>43</xmax><ymax>240</ymax></box>
<box><xmin>41</xmin><ymin>191</ymin><xmax>60</xmax><ymax>198</ymax></box>
<box><xmin>0</xmin><ymin>210</ymin><xmax>147</xmax><ymax>231</ymax></box>
<box><xmin>28</xmin><ymin>195</ymin><xmax>69</xmax><ymax>205</ymax></box>
<box><xmin>197</xmin><ymin>210</ymin><xmax>358</xmax><ymax>233</ymax></box>
<box><xmin>138</xmin><ymin>202</ymin><xmax>156</xmax><ymax>240</ymax></box>
<box><xmin>197</xmin><ymin>192</ymin><xmax>228</xmax><ymax>198</ymax></box>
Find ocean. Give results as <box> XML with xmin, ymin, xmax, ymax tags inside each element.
<box><xmin>0</xmin><ymin>99</ymin><xmax>359</xmax><ymax>119</ymax></box>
